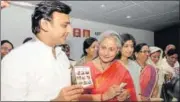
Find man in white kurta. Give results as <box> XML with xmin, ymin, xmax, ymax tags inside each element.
<box><xmin>1</xmin><ymin>1</ymin><xmax>83</xmax><ymax>101</ymax></box>
<box><xmin>1</xmin><ymin>40</ymin><xmax>70</xmax><ymax>100</ymax></box>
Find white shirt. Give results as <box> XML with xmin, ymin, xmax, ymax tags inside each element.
<box><xmin>1</xmin><ymin>40</ymin><xmax>71</xmax><ymax>101</ymax></box>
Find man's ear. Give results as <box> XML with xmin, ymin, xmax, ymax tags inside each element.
<box><xmin>39</xmin><ymin>19</ymin><xmax>49</xmax><ymax>32</ymax></box>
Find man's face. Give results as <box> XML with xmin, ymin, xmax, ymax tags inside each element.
<box><xmin>1</xmin><ymin>42</ymin><xmax>13</xmax><ymax>58</ymax></box>
<box><xmin>47</xmin><ymin>12</ymin><xmax>72</xmax><ymax>45</ymax></box>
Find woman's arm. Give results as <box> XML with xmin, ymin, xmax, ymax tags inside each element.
<box><xmin>151</xmin><ymin>84</ymin><xmax>159</xmax><ymax>98</ymax></box>
<box><xmin>152</xmin><ymin>73</ymin><xmax>159</xmax><ymax>98</ymax></box>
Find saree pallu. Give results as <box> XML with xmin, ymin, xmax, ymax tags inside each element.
<box><xmin>140</xmin><ymin>64</ymin><xmax>158</xmax><ymax>98</ymax></box>
<box><xmin>85</xmin><ymin>61</ymin><xmax>137</xmax><ymax>101</ymax></box>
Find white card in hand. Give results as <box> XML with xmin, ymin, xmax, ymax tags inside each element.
<box><xmin>71</xmin><ymin>66</ymin><xmax>94</xmax><ymax>88</ymax></box>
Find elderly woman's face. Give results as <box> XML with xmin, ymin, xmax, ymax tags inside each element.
<box><xmin>136</xmin><ymin>45</ymin><xmax>150</xmax><ymax>63</ymax></box>
<box><xmin>98</xmin><ymin>37</ymin><xmax>119</xmax><ymax>63</ymax></box>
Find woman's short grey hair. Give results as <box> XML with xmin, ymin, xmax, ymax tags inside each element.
<box><xmin>98</xmin><ymin>30</ymin><xmax>122</xmax><ymax>48</ymax></box>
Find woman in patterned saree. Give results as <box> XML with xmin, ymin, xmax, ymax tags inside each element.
<box><xmin>134</xmin><ymin>43</ymin><xmax>158</xmax><ymax>101</ymax></box>
<box><xmin>79</xmin><ymin>31</ymin><xmax>137</xmax><ymax>101</ymax></box>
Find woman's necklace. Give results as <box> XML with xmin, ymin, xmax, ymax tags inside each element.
<box><xmin>136</xmin><ymin>60</ymin><xmax>146</xmax><ymax>72</ymax></box>
<box><xmin>99</xmin><ymin>60</ymin><xmax>105</xmax><ymax>70</ymax></box>
<box><xmin>99</xmin><ymin>58</ymin><xmax>112</xmax><ymax>71</ymax></box>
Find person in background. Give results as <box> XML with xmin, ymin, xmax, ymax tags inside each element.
<box><xmin>76</xmin><ymin>37</ymin><xmax>98</xmax><ymax>66</ymax></box>
<box><xmin>162</xmin><ymin>49</ymin><xmax>179</xmax><ymax>78</ymax></box>
<box><xmin>1</xmin><ymin>0</ymin><xmax>10</xmax><ymax>9</ymax></box>
<box><xmin>161</xmin><ymin>75</ymin><xmax>180</xmax><ymax>102</ymax></box>
<box><xmin>161</xmin><ymin>49</ymin><xmax>179</xmax><ymax>102</ymax></box>
<box><xmin>163</xmin><ymin>44</ymin><xmax>179</xmax><ymax>77</ymax></box>
<box><xmin>117</xmin><ymin>33</ymin><xmax>141</xmax><ymax>101</ymax></box>
<box><xmin>164</xmin><ymin>44</ymin><xmax>176</xmax><ymax>56</ymax></box>
<box><xmin>22</xmin><ymin>37</ymin><xmax>33</xmax><ymax>44</ymax></box>
<box><xmin>79</xmin><ymin>31</ymin><xmax>137</xmax><ymax>101</ymax></box>
<box><xmin>134</xmin><ymin>43</ymin><xmax>158</xmax><ymax>101</ymax></box>
<box><xmin>1</xmin><ymin>1</ymin><xmax>83</xmax><ymax>101</ymax></box>
<box><xmin>61</xmin><ymin>44</ymin><xmax>76</xmax><ymax>66</ymax></box>
<box><xmin>1</xmin><ymin>40</ymin><xmax>14</xmax><ymax>59</ymax></box>
<box><xmin>147</xmin><ymin>46</ymin><xmax>164</xmax><ymax>98</ymax></box>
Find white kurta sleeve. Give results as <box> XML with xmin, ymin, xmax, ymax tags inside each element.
<box><xmin>1</xmin><ymin>54</ymin><xmax>28</xmax><ymax>101</ymax></box>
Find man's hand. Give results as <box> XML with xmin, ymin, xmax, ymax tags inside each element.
<box><xmin>52</xmin><ymin>85</ymin><xmax>84</xmax><ymax>101</ymax></box>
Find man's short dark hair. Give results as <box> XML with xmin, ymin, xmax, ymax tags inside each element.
<box><xmin>1</xmin><ymin>40</ymin><xmax>14</xmax><ymax>49</ymax></box>
<box><xmin>31</xmin><ymin>0</ymin><xmax>71</xmax><ymax>35</ymax></box>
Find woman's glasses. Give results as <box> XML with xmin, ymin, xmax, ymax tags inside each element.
<box><xmin>139</xmin><ymin>50</ymin><xmax>150</xmax><ymax>54</ymax></box>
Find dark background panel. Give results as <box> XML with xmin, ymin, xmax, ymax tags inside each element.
<box><xmin>154</xmin><ymin>24</ymin><xmax>180</xmax><ymax>62</ymax></box>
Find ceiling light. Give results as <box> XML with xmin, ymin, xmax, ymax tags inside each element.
<box><xmin>10</xmin><ymin>1</ymin><xmax>35</xmax><ymax>7</ymax></box>
<box><xmin>126</xmin><ymin>16</ymin><xmax>131</xmax><ymax>19</ymax></box>
<box><xmin>100</xmin><ymin>4</ymin><xmax>105</xmax><ymax>8</ymax></box>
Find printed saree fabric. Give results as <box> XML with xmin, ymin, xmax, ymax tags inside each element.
<box><xmin>85</xmin><ymin>60</ymin><xmax>137</xmax><ymax>101</ymax></box>
<box><xmin>140</xmin><ymin>64</ymin><xmax>158</xmax><ymax>98</ymax></box>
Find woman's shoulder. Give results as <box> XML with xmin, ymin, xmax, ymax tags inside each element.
<box><xmin>146</xmin><ymin>64</ymin><xmax>157</xmax><ymax>72</ymax></box>
<box><xmin>84</xmin><ymin>61</ymin><xmax>94</xmax><ymax>67</ymax></box>
<box><xmin>114</xmin><ymin>60</ymin><xmax>124</xmax><ymax>66</ymax></box>
<box><xmin>128</xmin><ymin>60</ymin><xmax>141</xmax><ymax>68</ymax></box>
<box><xmin>115</xmin><ymin>59</ymin><xmax>135</xmax><ymax>68</ymax></box>
<box><xmin>146</xmin><ymin>64</ymin><xmax>155</xmax><ymax>68</ymax></box>
<box><xmin>84</xmin><ymin>60</ymin><xmax>102</xmax><ymax>75</ymax></box>
<box><xmin>113</xmin><ymin>60</ymin><xmax>129</xmax><ymax>72</ymax></box>
<box><xmin>84</xmin><ymin>60</ymin><xmax>98</xmax><ymax>70</ymax></box>
<box><xmin>128</xmin><ymin>59</ymin><xmax>136</xmax><ymax>64</ymax></box>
